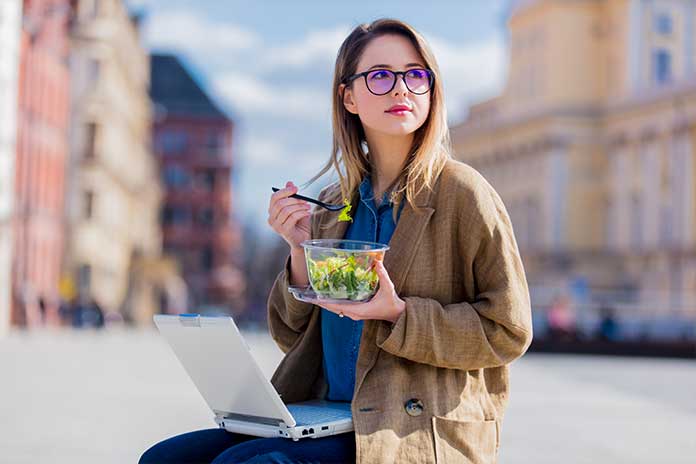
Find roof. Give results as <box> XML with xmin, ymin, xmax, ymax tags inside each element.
<box><xmin>149</xmin><ymin>53</ymin><xmax>230</xmax><ymax>120</ymax></box>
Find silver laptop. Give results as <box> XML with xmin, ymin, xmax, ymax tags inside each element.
<box><xmin>153</xmin><ymin>314</ymin><xmax>353</xmax><ymax>441</ymax></box>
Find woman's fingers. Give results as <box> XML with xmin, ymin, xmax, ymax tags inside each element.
<box><xmin>268</xmin><ymin>204</ymin><xmax>308</xmax><ymax>231</ymax></box>
<box><xmin>277</xmin><ymin>203</ymin><xmax>310</xmax><ymax>227</ymax></box>
<box><xmin>318</xmin><ymin>302</ymin><xmax>364</xmax><ymax>321</ymax></box>
<box><xmin>268</xmin><ymin>183</ymin><xmax>298</xmax><ymax>214</ymax></box>
<box><xmin>279</xmin><ymin>208</ymin><xmax>311</xmax><ymax>234</ymax></box>
<box><xmin>269</xmin><ymin>196</ymin><xmax>309</xmax><ymax>221</ymax></box>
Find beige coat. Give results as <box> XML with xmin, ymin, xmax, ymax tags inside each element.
<box><xmin>267</xmin><ymin>159</ymin><xmax>533</xmax><ymax>463</ymax></box>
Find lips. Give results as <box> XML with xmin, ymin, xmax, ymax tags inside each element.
<box><xmin>386</xmin><ymin>104</ymin><xmax>412</xmax><ymax>113</ymax></box>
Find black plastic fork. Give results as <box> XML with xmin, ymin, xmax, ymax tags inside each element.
<box><xmin>271</xmin><ymin>187</ymin><xmax>345</xmax><ymax>211</ymax></box>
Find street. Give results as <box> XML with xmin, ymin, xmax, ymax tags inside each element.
<box><xmin>1</xmin><ymin>328</ymin><xmax>694</xmax><ymax>463</ymax></box>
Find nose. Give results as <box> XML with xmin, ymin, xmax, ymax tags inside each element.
<box><xmin>392</xmin><ymin>74</ymin><xmax>409</xmax><ymax>96</ymax></box>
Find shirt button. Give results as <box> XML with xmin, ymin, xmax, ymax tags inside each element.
<box><xmin>404</xmin><ymin>398</ymin><xmax>424</xmax><ymax>417</ymax></box>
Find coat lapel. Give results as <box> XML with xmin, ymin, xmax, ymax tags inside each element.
<box><xmin>356</xmin><ymin>182</ymin><xmax>437</xmax><ymax>397</ymax></box>
<box><xmin>382</xmin><ymin>202</ymin><xmax>435</xmax><ymax>295</ymax></box>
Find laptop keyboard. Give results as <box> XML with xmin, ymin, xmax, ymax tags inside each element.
<box><xmin>287</xmin><ymin>402</ymin><xmax>352</xmax><ymax>426</ymax></box>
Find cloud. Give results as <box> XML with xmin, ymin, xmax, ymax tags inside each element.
<box><xmin>212</xmin><ymin>71</ymin><xmax>331</xmax><ymax>121</ymax></box>
<box><xmin>143</xmin><ymin>10</ymin><xmax>261</xmax><ymax>57</ymax></box>
<box><xmin>141</xmin><ymin>14</ymin><xmax>341</xmax><ymax>122</ymax></box>
<box><xmin>260</xmin><ymin>25</ymin><xmax>351</xmax><ymax>70</ymax></box>
<box><xmin>241</xmin><ymin>137</ymin><xmax>327</xmax><ymax>168</ymax></box>
<box><xmin>424</xmin><ymin>34</ymin><xmax>507</xmax><ymax>123</ymax></box>
<box><xmin>241</xmin><ymin>138</ymin><xmax>288</xmax><ymax>165</ymax></box>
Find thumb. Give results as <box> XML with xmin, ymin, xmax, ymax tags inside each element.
<box><xmin>373</xmin><ymin>259</ymin><xmax>392</xmax><ymax>285</ymax></box>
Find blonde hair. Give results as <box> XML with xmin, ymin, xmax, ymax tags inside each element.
<box><xmin>302</xmin><ymin>18</ymin><xmax>452</xmax><ymax>225</ymax></box>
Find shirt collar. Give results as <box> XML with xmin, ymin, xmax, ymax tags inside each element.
<box><xmin>358</xmin><ymin>174</ymin><xmax>392</xmax><ymax>209</ymax></box>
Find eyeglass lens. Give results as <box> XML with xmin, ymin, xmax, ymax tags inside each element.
<box><xmin>366</xmin><ymin>69</ymin><xmax>432</xmax><ymax>95</ymax></box>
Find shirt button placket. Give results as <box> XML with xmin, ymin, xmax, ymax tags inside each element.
<box><xmin>350</xmin><ymin>321</ymin><xmax>359</xmax><ymax>394</ymax></box>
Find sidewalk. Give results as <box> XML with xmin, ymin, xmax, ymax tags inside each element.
<box><xmin>1</xmin><ymin>328</ymin><xmax>694</xmax><ymax>463</ymax></box>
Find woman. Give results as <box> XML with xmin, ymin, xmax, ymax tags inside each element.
<box><xmin>140</xmin><ymin>17</ymin><xmax>532</xmax><ymax>464</ymax></box>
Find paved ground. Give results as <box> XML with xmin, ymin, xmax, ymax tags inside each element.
<box><xmin>1</xmin><ymin>327</ymin><xmax>694</xmax><ymax>463</ymax></box>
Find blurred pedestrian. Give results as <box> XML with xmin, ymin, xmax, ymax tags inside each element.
<box><xmin>547</xmin><ymin>294</ymin><xmax>577</xmax><ymax>342</ymax></box>
<box><xmin>597</xmin><ymin>304</ymin><xmax>619</xmax><ymax>342</ymax></box>
<box><xmin>71</xmin><ymin>295</ymin><xmax>105</xmax><ymax>329</ymax></box>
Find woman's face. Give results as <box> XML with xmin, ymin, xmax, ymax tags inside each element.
<box><xmin>341</xmin><ymin>34</ymin><xmax>431</xmax><ymax>137</ymax></box>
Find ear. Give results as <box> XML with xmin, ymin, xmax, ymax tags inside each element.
<box><xmin>340</xmin><ymin>83</ymin><xmax>359</xmax><ymax>115</ymax></box>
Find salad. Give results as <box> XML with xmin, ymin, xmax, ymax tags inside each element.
<box><xmin>338</xmin><ymin>198</ymin><xmax>353</xmax><ymax>222</ymax></box>
<box><xmin>306</xmin><ymin>252</ymin><xmax>380</xmax><ymax>300</ymax></box>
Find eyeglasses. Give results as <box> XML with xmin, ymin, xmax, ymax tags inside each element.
<box><xmin>342</xmin><ymin>68</ymin><xmax>434</xmax><ymax>96</ymax></box>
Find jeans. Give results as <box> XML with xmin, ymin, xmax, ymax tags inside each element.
<box><xmin>138</xmin><ymin>428</ymin><xmax>356</xmax><ymax>464</ymax></box>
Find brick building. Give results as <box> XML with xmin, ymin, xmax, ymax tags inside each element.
<box><xmin>0</xmin><ymin>0</ymin><xmax>22</xmax><ymax>336</ymax></box>
<box><xmin>150</xmin><ymin>54</ymin><xmax>244</xmax><ymax>313</ymax></box>
<box><xmin>12</xmin><ymin>0</ymin><xmax>72</xmax><ymax>327</ymax></box>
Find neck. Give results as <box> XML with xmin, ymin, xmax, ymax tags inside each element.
<box><xmin>364</xmin><ymin>130</ymin><xmax>413</xmax><ymax>199</ymax></box>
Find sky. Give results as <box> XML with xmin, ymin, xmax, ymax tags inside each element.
<box><xmin>127</xmin><ymin>0</ymin><xmax>513</xmax><ymax>241</ymax></box>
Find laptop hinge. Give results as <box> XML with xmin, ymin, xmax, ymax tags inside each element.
<box><xmin>214</xmin><ymin>410</ymin><xmax>284</xmax><ymax>426</ymax></box>
<box><xmin>178</xmin><ymin>313</ymin><xmax>201</xmax><ymax>327</ymax></box>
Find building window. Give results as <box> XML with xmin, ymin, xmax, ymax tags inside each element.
<box><xmin>198</xmin><ymin>208</ymin><xmax>215</xmax><ymax>228</ymax></box>
<box><xmin>83</xmin><ymin>190</ymin><xmax>94</xmax><ymax>220</ymax></box>
<box><xmin>157</xmin><ymin>130</ymin><xmax>189</xmax><ymax>155</ymax></box>
<box><xmin>162</xmin><ymin>205</ymin><xmax>190</xmax><ymax>225</ymax></box>
<box><xmin>87</xmin><ymin>58</ymin><xmax>100</xmax><ymax>83</ymax></box>
<box><xmin>84</xmin><ymin>123</ymin><xmax>97</xmax><ymax>159</ymax></box>
<box><xmin>83</xmin><ymin>0</ymin><xmax>100</xmax><ymax>19</ymax></box>
<box><xmin>526</xmin><ymin>196</ymin><xmax>540</xmax><ymax>249</ymax></box>
<box><xmin>630</xmin><ymin>192</ymin><xmax>643</xmax><ymax>248</ymax></box>
<box><xmin>205</xmin><ymin>131</ymin><xmax>223</xmax><ymax>156</ymax></box>
<box><xmin>655</xmin><ymin>13</ymin><xmax>672</xmax><ymax>35</ymax></box>
<box><xmin>604</xmin><ymin>197</ymin><xmax>615</xmax><ymax>248</ymax></box>
<box><xmin>653</xmin><ymin>49</ymin><xmax>672</xmax><ymax>85</ymax></box>
<box><xmin>163</xmin><ymin>165</ymin><xmax>190</xmax><ymax>189</ymax></box>
<box><xmin>201</xmin><ymin>246</ymin><xmax>214</xmax><ymax>271</ymax></box>
<box><xmin>161</xmin><ymin>207</ymin><xmax>172</xmax><ymax>225</ymax></box>
<box><xmin>659</xmin><ymin>203</ymin><xmax>673</xmax><ymax>245</ymax></box>
<box><xmin>204</xmin><ymin>170</ymin><xmax>216</xmax><ymax>191</ymax></box>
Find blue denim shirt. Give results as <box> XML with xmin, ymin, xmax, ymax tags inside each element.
<box><xmin>321</xmin><ymin>175</ymin><xmax>405</xmax><ymax>401</ymax></box>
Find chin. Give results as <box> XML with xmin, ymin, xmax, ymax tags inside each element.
<box><xmin>365</xmin><ymin>121</ymin><xmax>421</xmax><ymax>137</ymax></box>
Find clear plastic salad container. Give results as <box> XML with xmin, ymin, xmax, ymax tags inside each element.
<box><xmin>300</xmin><ymin>239</ymin><xmax>390</xmax><ymax>301</ymax></box>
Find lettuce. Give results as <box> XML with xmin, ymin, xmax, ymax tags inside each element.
<box><xmin>306</xmin><ymin>253</ymin><xmax>379</xmax><ymax>300</ymax></box>
<box><xmin>337</xmin><ymin>198</ymin><xmax>353</xmax><ymax>222</ymax></box>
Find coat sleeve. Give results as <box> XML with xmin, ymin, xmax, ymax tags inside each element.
<box><xmin>266</xmin><ymin>185</ymin><xmax>333</xmax><ymax>353</ymax></box>
<box><xmin>375</xmin><ymin>178</ymin><xmax>533</xmax><ymax>370</ymax></box>
<box><xmin>267</xmin><ymin>253</ymin><xmax>316</xmax><ymax>354</ymax></box>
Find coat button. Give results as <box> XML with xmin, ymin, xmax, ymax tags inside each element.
<box><xmin>404</xmin><ymin>398</ymin><xmax>424</xmax><ymax>417</ymax></box>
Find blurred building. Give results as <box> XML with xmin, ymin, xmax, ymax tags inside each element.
<box><xmin>12</xmin><ymin>0</ymin><xmax>73</xmax><ymax>328</ymax></box>
<box><xmin>0</xmin><ymin>0</ymin><xmax>22</xmax><ymax>336</ymax></box>
<box><xmin>452</xmin><ymin>0</ymin><xmax>696</xmax><ymax>314</ymax></box>
<box><xmin>150</xmin><ymin>54</ymin><xmax>245</xmax><ymax>314</ymax></box>
<box><xmin>65</xmin><ymin>0</ymin><xmax>181</xmax><ymax>326</ymax></box>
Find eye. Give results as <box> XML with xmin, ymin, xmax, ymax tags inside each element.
<box><xmin>406</xmin><ymin>69</ymin><xmax>427</xmax><ymax>80</ymax></box>
<box><xmin>369</xmin><ymin>70</ymin><xmax>391</xmax><ymax>80</ymax></box>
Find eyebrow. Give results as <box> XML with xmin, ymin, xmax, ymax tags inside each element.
<box><xmin>367</xmin><ymin>63</ymin><xmax>424</xmax><ymax>70</ymax></box>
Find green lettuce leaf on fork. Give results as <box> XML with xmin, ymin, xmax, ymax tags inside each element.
<box><xmin>337</xmin><ymin>198</ymin><xmax>353</xmax><ymax>222</ymax></box>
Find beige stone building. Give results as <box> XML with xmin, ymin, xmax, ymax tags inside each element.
<box><xmin>65</xmin><ymin>0</ymin><xmax>182</xmax><ymax>325</ymax></box>
<box><xmin>451</xmin><ymin>0</ymin><xmax>696</xmax><ymax>317</ymax></box>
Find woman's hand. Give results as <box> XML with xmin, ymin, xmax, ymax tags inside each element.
<box><xmin>267</xmin><ymin>181</ymin><xmax>312</xmax><ymax>252</ymax></box>
<box><xmin>307</xmin><ymin>259</ymin><xmax>406</xmax><ymax>323</ymax></box>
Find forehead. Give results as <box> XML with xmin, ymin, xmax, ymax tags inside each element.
<box><xmin>357</xmin><ymin>34</ymin><xmax>424</xmax><ymax>71</ymax></box>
